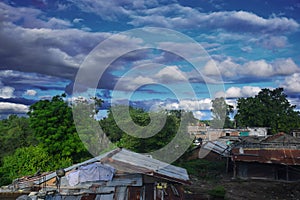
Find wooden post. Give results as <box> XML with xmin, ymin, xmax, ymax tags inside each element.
<box><xmin>233</xmin><ymin>161</ymin><xmax>237</xmax><ymax>179</ymax></box>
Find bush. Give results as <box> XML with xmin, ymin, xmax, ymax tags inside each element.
<box><xmin>175</xmin><ymin>159</ymin><xmax>226</xmax><ymax>179</ymax></box>
<box><xmin>208</xmin><ymin>185</ymin><xmax>226</xmax><ymax>198</ymax></box>
<box><xmin>0</xmin><ymin>145</ymin><xmax>72</xmax><ymax>186</ymax></box>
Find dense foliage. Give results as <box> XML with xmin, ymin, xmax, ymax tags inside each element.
<box><xmin>0</xmin><ymin>115</ymin><xmax>37</xmax><ymax>185</ymax></box>
<box><xmin>1</xmin><ymin>88</ymin><xmax>300</xmax><ymax>186</ymax></box>
<box><xmin>0</xmin><ymin>145</ymin><xmax>72</xmax><ymax>186</ymax></box>
<box><xmin>100</xmin><ymin>106</ymin><xmax>197</xmax><ymax>153</ymax></box>
<box><xmin>28</xmin><ymin>94</ymin><xmax>91</xmax><ymax>161</ymax></box>
<box><xmin>0</xmin><ymin>95</ymin><xmax>92</xmax><ymax>186</ymax></box>
<box><xmin>0</xmin><ymin>95</ymin><xmax>197</xmax><ymax>186</ymax></box>
<box><xmin>235</xmin><ymin>88</ymin><xmax>300</xmax><ymax>134</ymax></box>
<box><xmin>0</xmin><ymin>115</ymin><xmax>36</xmax><ymax>161</ymax></box>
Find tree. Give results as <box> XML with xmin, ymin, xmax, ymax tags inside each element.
<box><xmin>211</xmin><ymin>97</ymin><xmax>234</xmax><ymax>128</ymax></box>
<box><xmin>0</xmin><ymin>115</ymin><xmax>36</xmax><ymax>161</ymax></box>
<box><xmin>72</xmin><ymin>97</ymin><xmax>112</xmax><ymax>157</ymax></box>
<box><xmin>116</xmin><ymin>109</ymin><xmax>178</xmax><ymax>153</ymax></box>
<box><xmin>102</xmin><ymin>106</ymin><xmax>196</xmax><ymax>154</ymax></box>
<box><xmin>235</xmin><ymin>88</ymin><xmax>300</xmax><ymax>134</ymax></box>
<box><xmin>28</xmin><ymin>94</ymin><xmax>91</xmax><ymax>163</ymax></box>
<box><xmin>0</xmin><ymin>145</ymin><xmax>72</xmax><ymax>186</ymax></box>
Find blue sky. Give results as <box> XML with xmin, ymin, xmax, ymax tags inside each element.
<box><xmin>0</xmin><ymin>0</ymin><xmax>300</xmax><ymax>120</ymax></box>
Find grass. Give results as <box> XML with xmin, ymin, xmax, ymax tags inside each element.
<box><xmin>175</xmin><ymin>158</ymin><xmax>226</xmax><ymax>180</ymax></box>
<box><xmin>208</xmin><ymin>185</ymin><xmax>226</xmax><ymax>198</ymax></box>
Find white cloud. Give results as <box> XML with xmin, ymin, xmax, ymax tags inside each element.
<box><xmin>216</xmin><ymin>86</ymin><xmax>261</xmax><ymax>98</ymax></box>
<box><xmin>0</xmin><ymin>102</ymin><xmax>28</xmax><ymax>114</ymax></box>
<box><xmin>154</xmin><ymin>98</ymin><xmax>212</xmax><ymax>111</ymax></box>
<box><xmin>118</xmin><ymin>76</ymin><xmax>154</xmax><ymax>91</ymax></box>
<box><xmin>114</xmin><ymin>65</ymin><xmax>189</xmax><ymax>91</ymax></box>
<box><xmin>259</xmin><ymin>36</ymin><xmax>288</xmax><ymax>50</ymax></box>
<box><xmin>149</xmin><ymin>98</ymin><xmax>212</xmax><ymax>120</ymax></box>
<box><xmin>0</xmin><ymin>2</ymin><xmax>72</xmax><ymax>29</ymax></box>
<box><xmin>154</xmin><ymin>66</ymin><xmax>187</xmax><ymax>83</ymax></box>
<box><xmin>241</xmin><ymin>46</ymin><xmax>252</xmax><ymax>53</ymax></box>
<box><xmin>204</xmin><ymin>58</ymin><xmax>239</xmax><ymax>78</ymax></box>
<box><xmin>243</xmin><ymin>60</ymin><xmax>274</xmax><ymax>77</ymax></box>
<box><xmin>203</xmin><ymin>57</ymin><xmax>299</xmax><ymax>79</ymax></box>
<box><xmin>73</xmin><ymin>18</ymin><xmax>84</xmax><ymax>23</ymax></box>
<box><xmin>280</xmin><ymin>73</ymin><xmax>300</xmax><ymax>93</ymax></box>
<box><xmin>67</xmin><ymin>1</ymin><xmax>299</xmax><ymax>33</ymax></box>
<box><xmin>0</xmin><ymin>86</ymin><xmax>15</xmax><ymax>99</ymax></box>
<box><xmin>203</xmin><ymin>60</ymin><xmax>220</xmax><ymax>76</ymax></box>
<box><xmin>24</xmin><ymin>89</ymin><xmax>37</xmax><ymax>96</ymax></box>
<box><xmin>272</xmin><ymin>58</ymin><xmax>299</xmax><ymax>75</ymax></box>
<box><xmin>193</xmin><ymin>111</ymin><xmax>207</xmax><ymax>120</ymax></box>
<box><xmin>130</xmin><ymin>5</ymin><xmax>299</xmax><ymax>33</ymax></box>
<box><xmin>67</xmin><ymin>0</ymin><xmax>148</xmax><ymax>21</ymax></box>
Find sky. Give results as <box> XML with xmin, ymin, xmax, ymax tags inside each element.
<box><xmin>0</xmin><ymin>0</ymin><xmax>300</xmax><ymax>120</ymax></box>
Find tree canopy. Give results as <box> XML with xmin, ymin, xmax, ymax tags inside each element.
<box><xmin>0</xmin><ymin>115</ymin><xmax>36</xmax><ymax>161</ymax></box>
<box><xmin>4</xmin><ymin>89</ymin><xmax>297</xmax><ymax>185</ymax></box>
<box><xmin>0</xmin><ymin>145</ymin><xmax>72</xmax><ymax>186</ymax></box>
<box><xmin>28</xmin><ymin>94</ymin><xmax>91</xmax><ymax>163</ymax></box>
<box><xmin>100</xmin><ymin>106</ymin><xmax>197</xmax><ymax>153</ymax></box>
<box><xmin>235</xmin><ymin>88</ymin><xmax>300</xmax><ymax>134</ymax></box>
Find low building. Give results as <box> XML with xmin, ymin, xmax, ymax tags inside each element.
<box><xmin>191</xmin><ymin>127</ymin><xmax>268</xmax><ymax>142</ymax></box>
<box><xmin>231</xmin><ymin>133</ymin><xmax>300</xmax><ymax>181</ymax></box>
<box><xmin>187</xmin><ymin>122</ymin><xmax>207</xmax><ymax>139</ymax></box>
<box><xmin>2</xmin><ymin>148</ymin><xmax>190</xmax><ymax>200</ymax></box>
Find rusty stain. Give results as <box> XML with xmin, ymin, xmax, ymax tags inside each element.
<box><xmin>232</xmin><ymin>148</ymin><xmax>300</xmax><ymax>165</ymax></box>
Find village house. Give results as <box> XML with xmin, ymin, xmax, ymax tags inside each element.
<box><xmin>231</xmin><ymin>132</ymin><xmax>300</xmax><ymax>181</ymax></box>
<box><xmin>1</xmin><ymin>148</ymin><xmax>190</xmax><ymax>200</ymax></box>
<box><xmin>188</xmin><ymin>124</ymin><xmax>268</xmax><ymax>143</ymax></box>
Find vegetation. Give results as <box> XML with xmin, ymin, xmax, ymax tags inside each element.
<box><xmin>0</xmin><ymin>94</ymin><xmax>197</xmax><ymax>186</ymax></box>
<box><xmin>208</xmin><ymin>185</ymin><xmax>226</xmax><ymax>198</ymax></box>
<box><xmin>28</xmin><ymin>94</ymin><xmax>92</xmax><ymax>162</ymax></box>
<box><xmin>0</xmin><ymin>145</ymin><xmax>72</xmax><ymax>186</ymax></box>
<box><xmin>1</xmin><ymin>87</ymin><xmax>300</xmax><ymax>186</ymax></box>
<box><xmin>0</xmin><ymin>115</ymin><xmax>36</xmax><ymax>162</ymax></box>
<box><xmin>235</xmin><ymin>88</ymin><xmax>300</xmax><ymax>134</ymax></box>
<box><xmin>175</xmin><ymin>158</ymin><xmax>226</xmax><ymax>179</ymax></box>
<box><xmin>100</xmin><ymin>106</ymin><xmax>197</xmax><ymax>153</ymax></box>
<box><xmin>0</xmin><ymin>94</ymin><xmax>92</xmax><ymax>186</ymax></box>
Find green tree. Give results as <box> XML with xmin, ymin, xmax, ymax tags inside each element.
<box><xmin>28</xmin><ymin>94</ymin><xmax>91</xmax><ymax>163</ymax></box>
<box><xmin>105</xmin><ymin>106</ymin><xmax>196</xmax><ymax>153</ymax></box>
<box><xmin>0</xmin><ymin>145</ymin><xmax>72</xmax><ymax>186</ymax></box>
<box><xmin>235</xmin><ymin>88</ymin><xmax>300</xmax><ymax>134</ymax></box>
<box><xmin>117</xmin><ymin>109</ymin><xmax>178</xmax><ymax>153</ymax></box>
<box><xmin>211</xmin><ymin>97</ymin><xmax>234</xmax><ymax>128</ymax></box>
<box><xmin>0</xmin><ymin>115</ymin><xmax>36</xmax><ymax>161</ymax></box>
<box><xmin>72</xmin><ymin>97</ymin><xmax>112</xmax><ymax>157</ymax></box>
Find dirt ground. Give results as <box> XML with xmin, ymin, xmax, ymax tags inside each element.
<box><xmin>186</xmin><ymin>176</ymin><xmax>300</xmax><ymax>200</ymax></box>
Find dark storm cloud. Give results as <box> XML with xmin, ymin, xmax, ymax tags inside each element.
<box><xmin>0</xmin><ymin>97</ymin><xmax>37</xmax><ymax>106</ymax></box>
<box><xmin>0</xmin><ymin>2</ymin><xmax>114</xmax><ymax>82</ymax></box>
<box><xmin>0</xmin><ymin>70</ymin><xmax>69</xmax><ymax>95</ymax></box>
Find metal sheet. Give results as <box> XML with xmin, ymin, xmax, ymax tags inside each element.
<box><xmin>232</xmin><ymin>148</ymin><xmax>300</xmax><ymax>165</ymax></box>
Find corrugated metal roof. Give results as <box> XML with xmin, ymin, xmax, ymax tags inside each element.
<box><xmin>262</xmin><ymin>132</ymin><xmax>300</xmax><ymax>144</ymax></box>
<box><xmin>232</xmin><ymin>133</ymin><xmax>300</xmax><ymax>165</ymax></box>
<box><xmin>202</xmin><ymin>140</ymin><xmax>230</xmax><ymax>156</ymax></box>
<box><xmin>232</xmin><ymin>148</ymin><xmax>300</xmax><ymax>165</ymax></box>
<box><xmin>33</xmin><ymin>150</ymin><xmax>115</xmax><ymax>185</ymax></box>
<box><xmin>33</xmin><ymin>148</ymin><xmax>190</xmax><ymax>185</ymax></box>
<box><xmin>108</xmin><ymin>149</ymin><xmax>189</xmax><ymax>183</ymax></box>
